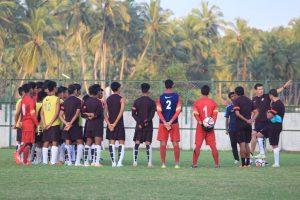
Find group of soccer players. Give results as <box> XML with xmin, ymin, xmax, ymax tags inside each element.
<box><xmin>13</xmin><ymin>78</ymin><xmax>291</xmax><ymax>168</ymax></box>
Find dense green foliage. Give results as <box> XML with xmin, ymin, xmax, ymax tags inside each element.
<box><xmin>0</xmin><ymin>0</ymin><xmax>300</xmax><ymax>84</ymax></box>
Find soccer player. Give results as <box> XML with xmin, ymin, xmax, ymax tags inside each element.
<box><xmin>14</xmin><ymin>86</ymin><xmax>24</xmax><ymax>152</ymax></box>
<box><xmin>28</xmin><ymin>81</ymin><xmax>38</xmax><ymax>102</ymax></box>
<box><xmin>251</xmin><ymin>80</ymin><xmax>292</xmax><ymax>158</ymax></box>
<box><xmin>33</xmin><ymin>91</ymin><xmax>48</xmax><ymax>164</ymax></box>
<box><xmin>105</xmin><ymin>82</ymin><xmax>126</xmax><ymax>167</ymax></box>
<box><xmin>157</xmin><ymin>79</ymin><xmax>182</xmax><ymax>169</ymax></box>
<box><xmin>192</xmin><ymin>85</ymin><xmax>219</xmax><ymax>168</ymax></box>
<box><xmin>41</xmin><ymin>81</ymin><xmax>61</xmax><ymax>165</ymax></box>
<box><xmin>233</xmin><ymin>86</ymin><xmax>257</xmax><ymax>167</ymax></box>
<box><xmin>82</xmin><ymin>84</ymin><xmax>106</xmax><ymax>167</ymax></box>
<box><xmin>13</xmin><ymin>83</ymin><xmax>39</xmax><ymax>165</ymax></box>
<box><xmin>59</xmin><ymin>84</ymin><xmax>84</xmax><ymax>166</ymax></box>
<box><xmin>224</xmin><ymin>92</ymin><xmax>240</xmax><ymax>164</ymax></box>
<box><xmin>132</xmin><ymin>83</ymin><xmax>156</xmax><ymax>167</ymax></box>
<box><xmin>257</xmin><ymin>89</ymin><xmax>285</xmax><ymax>167</ymax></box>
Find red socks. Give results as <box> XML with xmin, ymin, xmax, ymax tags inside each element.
<box><xmin>210</xmin><ymin>145</ymin><xmax>219</xmax><ymax>166</ymax></box>
<box><xmin>173</xmin><ymin>144</ymin><xmax>180</xmax><ymax>163</ymax></box>
<box><xmin>23</xmin><ymin>145</ymin><xmax>31</xmax><ymax>164</ymax></box>
<box><xmin>160</xmin><ymin>145</ymin><xmax>166</xmax><ymax>164</ymax></box>
<box><xmin>192</xmin><ymin>144</ymin><xmax>201</xmax><ymax>166</ymax></box>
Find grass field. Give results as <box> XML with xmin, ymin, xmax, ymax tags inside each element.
<box><xmin>0</xmin><ymin>149</ymin><xmax>299</xmax><ymax>200</ymax></box>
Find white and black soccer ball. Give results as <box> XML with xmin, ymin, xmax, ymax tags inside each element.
<box><xmin>255</xmin><ymin>159</ymin><xmax>266</xmax><ymax>167</ymax></box>
<box><xmin>202</xmin><ymin>117</ymin><xmax>215</xmax><ymax>128</ymax></box>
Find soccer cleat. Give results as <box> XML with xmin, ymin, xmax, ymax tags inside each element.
<box><xmin>75</xmin><ymin>163</ymin><xmax>83</xmax><ymax>167</ymax></box>
<box><xmin>239</xmin><ymin>165</ymin><xmax>246</xmax><ymax>168</ymax></box>
<box><xmin>148</xmin><ymin>163</ymin><xmax>153</xmax><ymax>168</ymax></box>
<box><xmin>13</xmin><ymin>152</ymin><xmax>22</xmax><ymax>165</ymax></box>
<box><xmin>161</xmin><ymin>164</ymin><xmax>166</xmax><ymax>169</ymax></box>
<box><xmin>84</xmin><ymin>162</ymin><xmax>90</xmax><ymax>167</ymax></box>
<box><xmin>24</xmin><ymin>161</ymin><xmax>32</xmax><ymax>165</ymax></box>
<box><xmin>133</xmin><ymin>162</ymin><xmax>138</xmax><ymax>167</ymax></box>
<box><xmin>112</xmin><ymin>162</ymin><xmax>117</xmax><ymax>167</ymax></box>
<box><xmin>271</xmin><ymin>164</ymin><xmax>280</xmax><ymax>168</ymax></box>
<box><xmin>91</xmin><ymin>162</ymin><xmax>95</xmax><ymax>166</ymax></box>
<box><xmin>253</xmin><ymin>154</ymin><xmax>266</xmax><ymax>159</ymax></box>
<box><xmin>234</xmin><ymin>160</ymin><xmax>240</xmax><ymax>164</ymax></box>
<box><xmin>94</xmin><ymin>163</ymin><xmax>103</xmax><ymax>167</ymax></box>
<box><xmin>117</xmin><ymin>163</ymin><xmax>124</xmax><ymax>167</ymax></box>
<box><xmin>190</xmin><ymin>165</ymin><xmax>198</xmax><ymax>169</ymax></box>
<box><xmin>174</xmin><ymin>165</ymin><xmax>180</xmax><ymax>169</ymax></box>
<box><xmin>215</xmin><ymin>165</ymin><xmax>220</xmax><ymax>168</ymax></box>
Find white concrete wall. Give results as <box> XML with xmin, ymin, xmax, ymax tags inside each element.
<box><xmin>1</xmin><ymin>107</ymin><xmax>300</xmax><ymax>151</ymax></box>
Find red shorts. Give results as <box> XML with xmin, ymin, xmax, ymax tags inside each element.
<box><xmin>195</xmin><ymin>126</ymin><xmax>216</xmax><ymax>146</ymax></box>
<box><xmin>157</xmin><ymin>123</ymin><xmax>180</xmax><ymax>142</ymax></box>
<box><xmin>22</xmin><ymin>120</ymin><xmax>36</xmax><ymax>144</ymax></box>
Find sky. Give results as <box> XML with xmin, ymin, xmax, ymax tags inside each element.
<box><xmin>135</xmin><ymin>0</ymin><xmax>300</xmax><ymax>31</ymax></box>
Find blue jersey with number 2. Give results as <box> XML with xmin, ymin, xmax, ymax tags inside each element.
<box><xmin>159</xmin><ymin>93</ymin><xmax>179</xmax><ymax>124</ymax></box>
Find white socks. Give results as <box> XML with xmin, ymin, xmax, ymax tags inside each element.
<box><xmin>35</xmin><ymin>147</ymin><xmax>42</xmax><ymax>163</ymax></box>
<box><xmin>42</xmin><ymin>147</ymin><xmax>48</xmax><ymax>164</ymax></box>
<box><xmin>65</xmin><ymin>145</ymin><xmax>72</xmax><ymax>165</ymax></box>
<box><xmin>257</xmin><ymin>138</ymin><xmax>265</xmax><ymax>155</ymax></box>
<box><xmin>70</xmin><ymin>145</ymin><xmax>76</xmax><ymax>162</ymax></box>
<box><xmin>94</xmin><ymin>145</ymin><xmax>101</xmax><ymax>164</ymax></box>
<box><xmin>109</xmin><ymin>144</ymin><xmax>116</xmax><ymax>165</ymax></box>
<box><xmin>117</xmin><ymin>144</ymin><xmax>125</xmax><ymax>166</ymax></box>
<box><xmin>50</xmin><ymin>146</ymin><xmax>58</xmax><ymax>165</ymax></box>
<box><xmin>76</xmin><ymin>144</ymin><xmax>84</xmax><ymax>165</ymax></box>
<box><xmin>59</xmin><ymin>144</ymin><xmax>66</xmax><ymax>162</ymax></box>
<box><xmin>273</xmin><ymin>147</ymin><xmax>280</xmax><ymax>165</ymax></box>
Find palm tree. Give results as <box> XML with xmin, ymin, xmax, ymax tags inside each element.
<box><xmin>223</xmin><ymin>18</ymin><xmax>253</xmax><ymax>80</ymax></box>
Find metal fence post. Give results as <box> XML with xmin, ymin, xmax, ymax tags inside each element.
<box><xmin>211</xmin><ymin>78</ymin><xmax>215</xmax><ymax>99</ymax></box>
<box><xmin>8</xmin><ymin>79</ymin><xmax>13</xmax><ymax>148</ymax></box>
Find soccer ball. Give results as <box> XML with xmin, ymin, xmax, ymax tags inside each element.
<box><xmin>203</xmin><ymin>117</ymin><xmax>215</xmax><ymax>128</ymax></box>
<box><xmin>255</xmin><ymin>159</ymin><xmax>266</xmax><ymax>167</ymax></box>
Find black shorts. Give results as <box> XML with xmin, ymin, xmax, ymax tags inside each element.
<box><xmin>85</xmin><ymin>128</ymin><xmax>103</xmax><ymax>139</ymax></box>
<box><xmin>16</xmin><ymin>128</ymin><xmax>22</xmax><ymax>142</ymax></box>
<box><xmin>43</xmin><ymin>125</ymin><xmax>61</xmax><ymax>142</ymax></box>
<box><xmin>62</xmin><ymin>126</ymin><xmax>83</xmax><ymax>141</ymax></box>
<box><xmin>228</xmin><ymin>130</ymin><xmax>238</xmax><ymax>144</ymax></box>
<box><xmin>266</xmin><ymin>123</ymin><xmax>282</xmax><ymax>146</ymax></box>
<box><xmin>106</xmin><ymin>125</ymin><xmax>125</xmax><ymax>141</ymax></box>
<box><xmin>133</xmin><ymin>128</ymin><xmax>153</xmax><ymax>143</ymax></box>
<box><xmin>254</xmin><ymin>121</ymin><xmax>269</xmax><ymax>132</ymax></box>
<box><xmin>237</xmin><ymin>124</ymin><xmax>252</xmax><ymax>143</ymax></box>
<box><xmin>35</xmin><ymin>132</ymin><xmax>43</xmax><ymax>143</ymax></box>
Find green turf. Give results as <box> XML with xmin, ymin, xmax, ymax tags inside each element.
<box><xmin>0</xmin><ymin>149</ymin><xmax>299</xmax><ymax>200</ymax></box>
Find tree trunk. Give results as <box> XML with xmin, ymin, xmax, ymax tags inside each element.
<box><xmin>93</xmin><ymin>48</ymin><xmax>100</xmax><ymax>83</ymax></box>
<box><xmin>77</xmin><ymin>30</ymin><xmax>88</xmax><ymax>93</ymax></box>
<box><xmin>103</xmin><ymin>42</ymin><xmax>107</xmax><ymax>82</ymax></box>
<box><xmin>236</xmin><ymin>56</ymin><xmax>240</xmax><ymax>80</ymax></box>
<box><xmin>45</xmin><ymin>67</ymin><xmax>49</xmax><ymax>79</ymax></box>
<box><xmin>120</xmin><ymin>48</ymin><xmax>126</xmax><ymax>80</ymax></box>
<box><xmin>243</xmin><ymin>56</ymin><xmax>247</xmax><ymax>81</ymax></box>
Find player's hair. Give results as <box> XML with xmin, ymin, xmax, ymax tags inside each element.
<box><xmin>36</xmin><ymin>82</ymin><xmax>44</xmax><ymax>89</ymax></box>
<box><xmin>83</xmin><ymin>94</ymin><xmax>90</xmax><ymax>102</ymax></box>
<box><xmin>89</xmin><ymin>84</ymin><xmax>101</xmax><ymax>96</ymax></box>
<box><xmin>111</xmin><ymin>82</ymin><xmax>121</xmax><ymax>92</ymax></box>
<box><xmin>165</xmin><ymin>79</ymin><xmax>174</xmax><ymax>89</ymax></box>
<box><xmin>201</xmin><ymin>85</ymin><xmax>210</xmax><ymax>96</ymax></box>
<box><xmin>18</xmin><ymin>87</ymin><xmax>24</xmax><ymax>96</ymax></box>
<box><xmin>22</xmin><ymin>83</ymin><xmax>31</xmax><ymax>93</ymax></box>
<box><xmin>42</xmin><ymin>80</ymin><xmax>50</xmax><ymax>90</ymax></box>
<box><xmin>254</xmin><ymin>83</ymin><xmax>263</xmax><ymax>90</ymax></box>
<box><xmin>68</xmin><ymin>84</ymin><xmax>76</xmax><ymax>95</ymax></box>
<box><xmin>28</xmin><ymin>81</ymin><xmax>37</xmax><ymax>90</ymax></box>
<box><xmin>141</xmin><ymin>83</ymin><xmax>150</xmax><ymax>93</ymax></box>
<box><xmin>47</xmin><ymin>80</ymin><xmax>57</xmax><ymax>92</ymax></box>
<box><xmin>235</xmin><ymin>86</ymin><xmax>244</xmax><ymax>96</ymax></box>
<box><xmin>57</xmin><ymin>86</ymin><xmax>67</xmax><ymax>95</ymax></box>
<box><xmin>269</xmin><ymin>89</ymin><xmax>278</xmax><ymax>97</ymax></box>
<box><xmin>73</xmin><ymin>83</ymin><xmax>81</xmax><ymax>91</ymax></box>
<box><xmin>37</xmin><ymin>91</ymin><xmax>47</xmax><ymax>102</ymax></box>
<box><xmin>228</xmin><ymin>91</ymin><xmax>235</xmax><ymax>99</ymax></box>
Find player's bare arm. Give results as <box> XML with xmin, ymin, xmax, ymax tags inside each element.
<box><xmin>235</xmin><ymin>110</ymin><xmax>252</xmax><ymax>125</ymax></box>
<box><xmin>277</xmin><ymin>80</ymin><xmax>292</xmax><ymax>93</ymax></box>
<box><xmin>112</xmin><ymin>97</ymin><xmax>125</xmax><ymax>128</ymax></box>
<box><xmin>40</xmin><ymin>107</ymin><xmax>47</xmax><ymax>129</ymax></box>
<box><xmin>47</xmin><ymin>98</ymin><xmax>60</xmax><ymax>129</ymax></box>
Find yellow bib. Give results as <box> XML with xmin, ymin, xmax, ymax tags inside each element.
<box><xmin>16</xmin><ymin>99</ymin><xmax>22</xmax><ymax>128</ymax></box>
<box><xmin>42</xmin><ymin>96</ymin><xmax>60</xmax><ymax>126</ymax></box>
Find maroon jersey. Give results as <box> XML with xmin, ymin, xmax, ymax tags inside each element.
<box><xmin>252</xmin><ymin>94</ymin><xmax>271</xmax><ymax>122</ymax></box>
<box><xmin>132</xmin><ymin>96</ymin><xmax>156</xmax><ymax>130</ymax></box>
<box><xmin>61</xmin><ymin>96</ymin><xmax>81</xmax><ymax>126</ymax></box>
<box><xmin>106</xmin><ymin>94</ymin><xmax>124</xmax><ymax>127</ymax></box>
<box><xmin>233</xmin><ymin>95</ymin><xmax>255</xmax><ymax>127</ymax></box>
<box><xmin>82</xmin><ymin>97</ymin><xmax>104</xmax><ymax>128</ymax></box>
